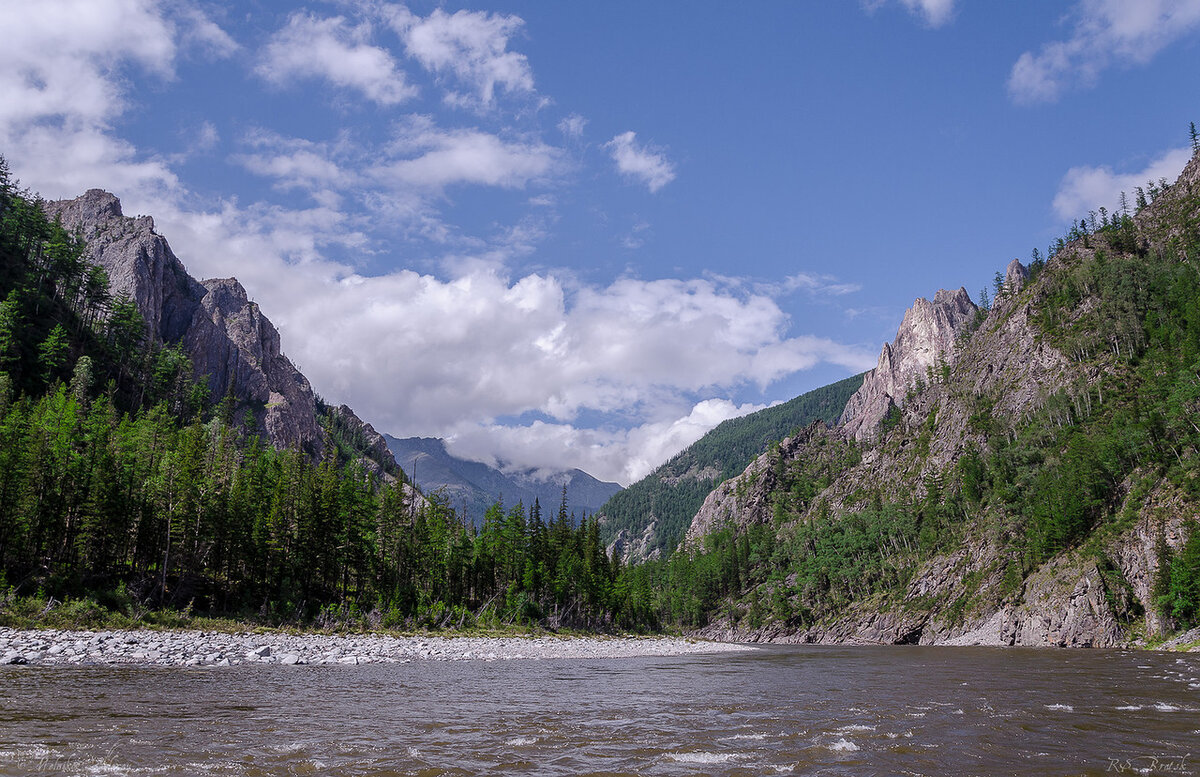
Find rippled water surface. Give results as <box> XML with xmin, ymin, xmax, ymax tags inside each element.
<box><xmin>2</xmin><ymin>645</ymin><xmax>1199</xmax><ymax>775</ymax></box>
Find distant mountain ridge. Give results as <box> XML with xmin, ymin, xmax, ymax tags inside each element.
<box><xmin>384</xmin><ymin>435</ymin><xmax>622</xmax><ymax>525</ymax></box>
<box><xmin>599</xmin><ymin>372</ymin><xmax>866</xmax><ymax>561</ymax></box>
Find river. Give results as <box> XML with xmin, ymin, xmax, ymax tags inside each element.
<box><xmin>1</xmin><ymin>645</ymin><xmax>1197</xmax><ymax>775</ymax></box>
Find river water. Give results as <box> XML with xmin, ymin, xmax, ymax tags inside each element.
<box><xmin>1</xmin><ymin>645</ymin><xmax>1198</xmax><ymax>776</ymax></box>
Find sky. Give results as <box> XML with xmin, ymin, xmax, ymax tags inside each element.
<box><xmin>2</xmin><ymin>0</ymin><xmax>1198</xmax><ymax>486</ymax></box>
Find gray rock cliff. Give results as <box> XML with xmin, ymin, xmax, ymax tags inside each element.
<box><xmin>45</xmin><ymin>189</ymin><xmax>396</xmax><ymax>472</ymax></box>
<box><xmin>839</xmin><ymin>287</ymin><xmax>978</xmax><ymax>441</ymax></box>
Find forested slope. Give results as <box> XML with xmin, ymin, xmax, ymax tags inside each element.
<box><xmin>622</xmin><ymin>134</ymin><xmax>1200</xmax><ymax>645</ymax></box>
<box><xmin>600</xmin><ymin>373</ymin><xmax>864</xmax><ymax>560</ymax></box>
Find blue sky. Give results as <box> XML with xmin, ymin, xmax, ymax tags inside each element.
<box><xmin>2</xmin><ymin>0</ymin><xmax>1198</xmax><ymax>484</ymax></box>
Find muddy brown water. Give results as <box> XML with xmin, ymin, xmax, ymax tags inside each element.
<box><xmin>0</xmin><ymin>645</ymin><xmax>1197</xmax><ymax>775</ymax></box>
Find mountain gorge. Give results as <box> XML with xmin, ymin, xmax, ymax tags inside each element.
<box><xmin>650</xmin><ymin>148</ymin><xmax>1200</xmax><ymax>647</ymax></box>
<box><xmin>4</xmin><ymin>138</ymin><xmax>1200</xmax><ymax>646</ymax></box>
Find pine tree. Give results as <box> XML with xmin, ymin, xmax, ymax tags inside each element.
<box><xmin>0</xmin><ymin>290</ymin><xmax>21</xmax><ymax>372</ymax></box>
<box><xmin>1191</xmin><ymin>121</ymin><xmax>1199</xmax><ymax>154</ymax></box>
<box><xmin>37</xmin><ymin>324</ymin><xmax>68</xmax><ymax>385</ymax></box>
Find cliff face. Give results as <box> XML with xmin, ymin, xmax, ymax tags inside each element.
<box><xmin>682</xmin><ymin>151</ymin><xmax>1200</xmax><ymax>648</ymax></box>
<box><xmin>840</xmin><ymin>287</ymin><xmax>977</xmax><ymax>441</ymax></box>
<box><xmin>45</xmin><ymin>190</ymin><xmax>204</xmax><ymax>344</ymax></box>
<box><xmin>184</xmin><ymin>277</ymin><xmax>324</xmax><ymax>456</ymax></box>
<box><xmin>46</xmin><ymin>190</ymin><xmax>396</xmax><ymax>473</ymax></box>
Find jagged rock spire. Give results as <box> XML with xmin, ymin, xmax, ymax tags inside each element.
<box><xmin>840</xmin><ymin>287</ymin><xmax>978</xmax><ymax>441</ymax></box>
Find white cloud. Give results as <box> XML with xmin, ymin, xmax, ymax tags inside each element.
<box><xmin>903</xmin><ymin>0</ymin><xmax>955</xmax><ymax>26</ymax></box>
<box><xmin>1009</xmin><ymin>0</ymin><xmax>1200</xmax><ymax>104</ymax></box>
<box><xmin>0</xmin><ymin>0</ymin><xmax>179</xmax><ymax>201</ymax></box>
<box><xmin>0</xmin><ymin>0</ymin><xmax>872</xmax><ymax>485</ymax></box>
<box><xmin>145</xmin><ymin>196</ymin><xmax>872</xmax><ymax>483</ymax></box>
<box><xmin>378</xmin><ymin>118</ymin><xmax>561</xmax><ymax>190</ymax></box>
<box><xmin>863</xmin><ymin>0</ymin><xmax>956</xmax><ymax>27</ymax></box>
<box><xmin>257</xmin><ymin>13</ymin><xmax>416</xmax><ymax>106</ymax></box>
<box><xmin>390</xmin><ymin>6</ymin><xmax>534</xmax><ymax>110</ymax></box>
<box><xmin>175</xmin><ymin>3</ymin><xmax>239</xmax><ymax>59</ymax></box>
<box><xmin>195</xmin><ymin>121</ymin><xmax>220</xmax><ymax>152</ymax></box>
<box><xmin>605</xmin><ymin>131</ymin><xmax>676</xmax><ymax>193</ymax></box>
<box><xmin>0</xmin><ymin>0</ymin><xmax>174</xmax><ymax>130</ymax></box>
<box><xmin>447</xmin><ymin>398</ymin><xmax>771</xmax><ymax>486</ymax></box>
<box><xmin>1052</xmin><ymin>146</ymin><xmax>1192</xmax><ymax>221</ymax></box>
<box><xmin>558</xmin><ymin>114</ymin><xmax>587</xmax><ymax>139</ymax></box>
<box><xmin>232</xmin><ymin>130</ymin><xmax>350</xmax><ymax>191</ymax></box>
<box><xmin>780</xmin><ymin>272</ymin><xmax>862</xmax><ymax>297</ymax></box>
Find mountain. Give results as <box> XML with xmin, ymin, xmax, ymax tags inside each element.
<box><xmin>660</xmin><ymin>146</ymin><xmax>1200</xmax><ymax>647</ymax></box>
<box><xmin>384</xmin><ymin>435</ymin><xmax>622</xmax><ymax>525</ymax></box>
<box><xmin>43</xmin><ymin>189</ymin><xmax>399</xmax><ymax>478</ymax></box>
<box><xmin>599</xmin><ymin>372</ymin><xmax>865</xmax><ymax>562</ymax></box>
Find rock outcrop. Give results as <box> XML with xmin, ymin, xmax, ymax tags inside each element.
<box><xmin>839</xmin><ymin>287</ymin><xmax>977</xmax><ymax>441</ymax></box>
<box><xmin>45</xmin><ymin>190</ymin><xmax>397</xmax><ymax>472</ymax></box>
<box><xmin>46</xmin><ymin>190</ymin><xmax>204</xmax><ymax>344</ymax></box>
<box><xmin>185</xmin><ymin>277</ymin><xmax>324</xmax><ymax>455</ymax></box>
<box><xmin>607</xmin><ymin>521</ymin><xmax>661</xmax><ymax>564</ymax></box>
<box><xmin>682</xmin><ymin>426</ymin><xmax>819</xmax><ymax>549</ymax></box>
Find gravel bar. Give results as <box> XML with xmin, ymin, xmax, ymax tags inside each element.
<box><xmin>0</xmin><ymin>627</ymin><xmax>753</xmax><ymax>667</ymax></box>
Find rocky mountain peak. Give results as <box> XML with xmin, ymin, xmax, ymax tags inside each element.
<box><xmin>840</xmin><ymin>286</ymin><xmax>978</xmax><ymax>441</ymax></box>
<box><xmin>46</xmin><ymin>190</ymin><xmax>201</xmax><ymax>343</ymax></box>
<box><xmin>55</xmin><ymin>189</ymin><xmax>124</xmax><ymax>233</ymax></box>
<box><xmin>43</xmin><ymin>190</ymin><xmax>398</xmax><ymax>473</ymax></box>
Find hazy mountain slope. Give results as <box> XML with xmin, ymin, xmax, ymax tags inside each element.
<box><xmin>385</xmin><ymin>435</ymin><xmax>621</xmax><ymax>525</ymax></box>
<box><xmin>666</xmin><ymin>146</ymin><xmax>1200</xmax><ymax>647</ymax></box>
<box><xmin>600</xmin><ymin>373</ymin><xmax>865</xmax><ymax>561</ymax></box>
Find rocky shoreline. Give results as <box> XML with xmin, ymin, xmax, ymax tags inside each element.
<box><xmin>0</xmin><ymin>627</ymin><xmax>752</xmax><ymax>667</ymax></box>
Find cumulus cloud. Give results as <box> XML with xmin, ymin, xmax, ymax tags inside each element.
<box><xmin>257</xmin><ymin>12</ymin><xmax>416</xmax><ymax>106</ymax></box>
<box><xmin>0</xmin><ymin>0</ymin><xmax>180</xmax><ymax>201</ymax></box>
<box><xmin>605</xmin><ymin>131</ymin><xmax>676</xmax><ymax>193</ymax></box>
<box><xmin>1009</xmin><ymin>0</ymin><xmax>1200</xmax><ymax>104</ymax></box>
<box><xmin>0</xmin><ymin>0</ymin><xmax>872</xmax><ymax>484</ymax></box>
<box><xmin>1052</xmin><ymin>146</ymin><xmax>1192</xmax><ymax>221</ymax></box>
<box><xmin>146</xmin><ymin>196</ymin><xmax>873</xmax><ymax>483</ymax></box>
<box><xmin>377</xmin><ymin>117</ymin><xmax>561</xmax><ymax>190</ymax></box>
<box><xmin>0</xmin><ymin>0</ymin><xmax>173</xmax><ymax>129</ymax></box>
<box><xmin>389</xmin><ymin>6</ymin><xmax>534</xmax><ymax>109</ymax></box>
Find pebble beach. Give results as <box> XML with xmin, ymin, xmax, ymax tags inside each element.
<box><xmin>0</xmin><ymin>627</ymin><xmax>751</xmax><ymax>667</ymax></box>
